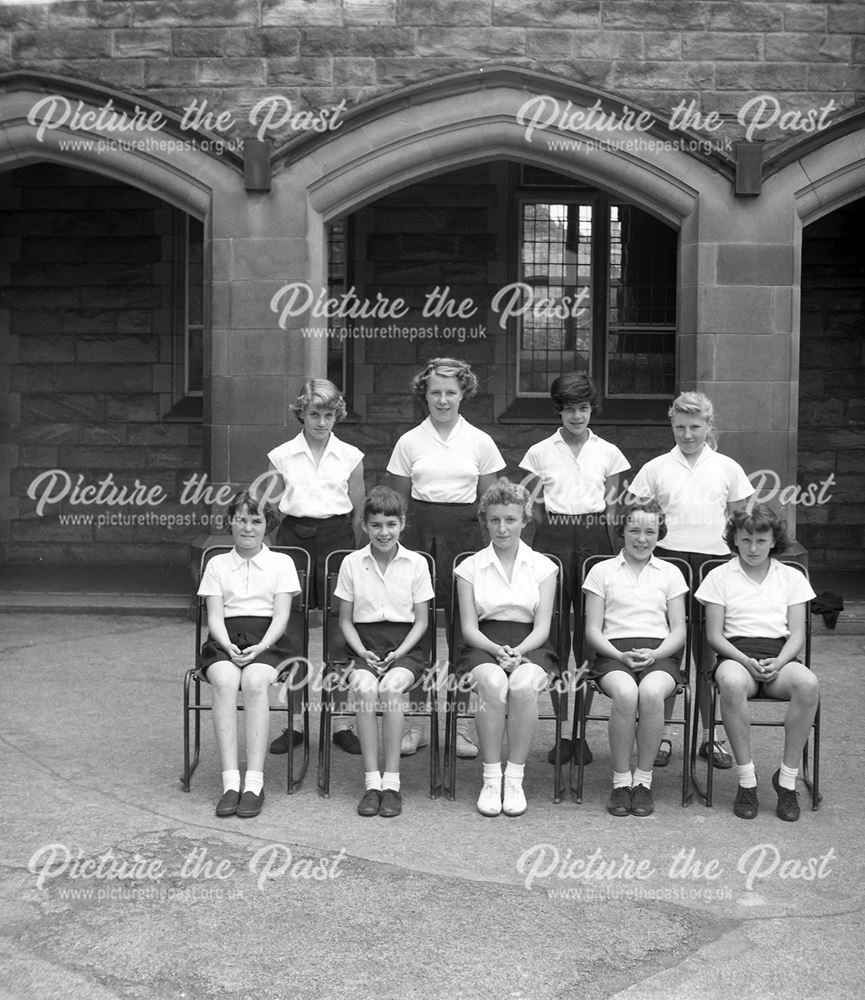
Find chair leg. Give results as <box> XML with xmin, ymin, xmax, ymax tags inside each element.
<box><xmin>317</xmin><ymin>682</ymin><xmax>333</xmax><ymax>797</ymax></box>
<box><xmin>442</xmin><ymin>686</ymin><xmax>457</xmax><ymax>801</ymax></box>
<box><xmin>287</xmin><ymin>675</ymin><xmax>311</xmax><ymax>794</ymax></box>
<box><xmin>689</xmin><ymin>672</ymin><xmax>708</xmax><ymax>805</ymax></box>
<box><xmin>552</xmin><ymin>692</ymin><xmax>564</xmax><ymax>804</ymax></box>
<box><xmin>571</xmin><ymin>687</ymin><xmax>587</xmax><ymax>804</ymax></box>
<box><xmin>428</xmin><ymin>695</ymin><xmax>441</xmax><ymax>799</ymax></box>
<box><xmin>182</xmin><ymin>671</ymin><xmax>202</xmax><ymax>791</ymax></box>
<box><xmin>680</xmin><ymin>683</ymin><xmax>693</xmax><ymax>806</ymax></box>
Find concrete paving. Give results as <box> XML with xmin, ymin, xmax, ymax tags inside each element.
<box><xmin>1</xmin><ymin>609</ymin><xmax>863</xmax><ymax>1000</ymax></box>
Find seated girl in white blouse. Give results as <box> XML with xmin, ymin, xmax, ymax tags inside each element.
<box><xmin>696</xmin><ymin>504</ymin><xmax>818</xmax><ymax>823</ymax></box>
<box><xmin>453</xmin><ymin>479</ymin><xmax>559</xmax><ymax>818</ymax></box>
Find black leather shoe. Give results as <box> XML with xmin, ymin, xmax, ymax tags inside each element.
<box><xmin>379</xmin><ymin>789</ymin><xmax>402</xmax><ymax>818</ymax></box>
<box><xmin>236</xmin><ymin>789</ymin><xmax>265</xmax><ymax>818</ymax></box>
<box><xmin>654</xmin><ymin>739</ymin><xmax>672</xmax><ymax>768</ymax></box>
<box><xmin>357</xmin><ymin>789</ymin><xmax>381</xmax><ymax>817</ymax></box>
<box><xmin>772</xmin><ymin>769</ymin><xmax>800</xmax><ymax>822</ymax></box>
<box><xmin>630</xmin><ymin>784</ymin><xmax>654</xmax><ymax>817</ymax></box>
<box><xmin>607</xmin><ymin>786</ymin><xmax>631</xmax><ymax>817</ymax></box>
<box><xmin>733</xmin><ymin>784</ymin><xmax>759</xmax><ymax>819</ymax></box>
<box><xmin>269</xmin><ymin>728</ymin><xmax>303</xmax><ymax>754</ymax></box>
<box><xmin>333</xmin><ymin>728</ymin><xmax>362</xmax><ymax>754</ymax></box>
<box><xmin>699</xmin><ymin>740</ymin><xmax>733</xmax><ymax>769</ymax></box>
<box><xmin>215</xmin><ymin>789</ymin><xmax>239</xmax><ymax>817</ymax></box>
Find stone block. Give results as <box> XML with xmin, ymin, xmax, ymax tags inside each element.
<box><xmin>59</xmin><ymin>445</ymin><xmax>148</xmax><ymax>471</ymax></box>
<box><xmin>146</xmin><ymin>446</ymin><xmax>202</xmax><ymax>471</ymax></box>
<box><xmin>603</xmin><ymin>0</ymin><xmax>708</xmax><ymax>29</ymax></box>
<box><xmin>9</xmin><ymin>422</ymin><xmax>78</xmax><ymax>445</ymax></box>
<box><xmin>12</xmin><ymin>30</ymin><xmax>113</xmax><ymax>60</ymax></box>
<box><xmin>344</xmin><ymin>0</ymin><xmax>396</xmax><ymax>25</ymax></box>
<box><xmin>263</xmin><ymin>0</ymin><xmax>343</xmax><ymax>25</ymax></box>
<box><xmin>707</xmin><ymin>3</ymin><xmax>782</xmax><ymax>31</ymax></box>
<box><xmin>20</xmin><ymin>393</ymin><xmax>106</xmax><ymax>423</ymax></box>
<box><xmin>19</xmin><ymin>446</ymin><xmax>58</xmax><ymax>468</ymax></box>
<box><xmin>805</xmin><ymin>65</ymin><xmax>860</xmax><ymax>91</ymax></box>
<box><xmin>132</xmin><ymin>2</ymin><xmax>259</xmax><ymax>27</ymax></box>
<box><xmin>79</xmin><ymin>424</ymin><xmax>129</xmax><ymax>446</ymax></box>
<box><xmin>48</xmin><ymin>3</ymin><xmax>129</xmax><ymax>28</ymax></box>
<box><xmin>18</xmin><ymin>337</ymin><xmax>75</xmax><ymax>364</ymax></box>
<box><xmin>300</xmin><ymin>26</ymin><xmax>415</xmax><ymax>55</ymax></box>
<box><xmin>494</xmin><ymin>0</ymin><xmax>599</xmax><ymax>27</ymax></box>
<box><xmin>197</xmin><ymin>58</ymin><xmax>267</xmax><ymax>86</ymax></box>
<box><xmin>698</xmin><ymin>286</ymin><xmax>774</xmax><ymax>335</ymax></box>
<box><xmin>228</xmin><ymin>329</ymin><xmax>294</xmax><ymax>375</ymax></box>
<box><xmin>417</xmin><ymin>26</ymin><xmax>525</xmax><ymax>57</ymax></box>
<box><xmin>681</xmin><ymin>32</ymin><xmax>762</xmax><ymax>61</ymax></box>
<box><xmin>644</xmin><ymin>32</ymin><xmax>681</xmax><ymax>60</ymax></box>
<box><xmin>76</xmin><ymin>336</ymin><xmax>159</xmax><ymax>363</ymax></box>
<box><xmin>143</xmin><ymin>59</ymin><xmax>198</xmax><ymax>88</ymax></box>
<box><xmin>113</xmin><ymin>29</ymin><xmax>172</xmax><ymax>57</ymax></box>
<box><xmin>764</xmin><ymin>34</ymin><xmax>852</xmax><ymax>62</ymax></box>
<box><xmin>782</xmin><ymin>5</ymin><xmax>827</xmax><ymax>33</ymax></box>
<box><xmin>59</xmin><ymin>59</ymin><xmax>146</xmax><ymax>89</ymax></box>
<box><xmin>332</xmin><ymin>56</ymin><xmax>378</xmax><ymax>85</ymax></box>
<box><xmin>105</xmin><ymin>394</ymin><xmax>161</xmax><ymax>421</ymax></box>
<box><xmin>266</xmin><ymin>56</ymin><xmax>332</xmax><ymax>86</ymax></box>
<box><xmin>211</xmin><ymin>375</ymin><xmax>286</xmax><ymax>426</ymax></box>
<box><xmin>716</xmin><ymin>244</ymin><xmax>793</xmax><ymax>286</ymax></box>
<box><xmin>127</xmin><ymin>424</ymin><xmax>190</xmax><ymax>447</ymax></box>
<box><xmin>394</xmin><ymin>0</ymin><xmax>491</xmax><ymax>25</ymax></box>
<box><xmin>172</xmin><ymin>27</ymin><xmax>266</xmax><ymax>57</ymax></box>
<box><xmin>0</xmin><ymin>6</ymin><xmax>47</xmax><ymax>29</ymax></box>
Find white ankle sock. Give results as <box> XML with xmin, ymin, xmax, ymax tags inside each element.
<box><xmin>382</xmin><ymin>771</ymin><xmax>400</xmax><ymax>792</ymax></box>
<box><xmin>735</xmin><ymin>761</ymin><xmax>757</xmax><ymax>788</ymax></box>
<box><xmin>222</xmin><ymin>769</ymin><xmax>241</xmax><ymax>794</ymax></box>
<box><xmin>633</xmin><ymin>767</ymin><xmax>653</xmax><ymax>789</ymax></box>
<box><xmin>364</xmin><ymin>770</ymin><xmax>382</xmax><ymax>791</ymax></box>
<box><xmin>612</xmin><ymin>770</ymin><xmax>632</xmax><ymax>789</ymax></box>
<box><xmin>243</xmin><ymin>770</ymin><xmax>263</xmax><ymax>795</ymax></box>
<box><xmin>504</xmin><ymin>761</ymin><xmax>524</xmax><ymax>783</ymax></box>
<box><xmin>482</xmin><ymin>762</ymin><xmax>502</xmax><ymax>784</ymax></box>
<box><xmin>778</xmin><ymin>762</ymin><xmax>798</xmax><ymax>791</ymax></box>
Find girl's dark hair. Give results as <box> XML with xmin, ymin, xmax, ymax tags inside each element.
<box><xmin>362</xmin><ymin>485</ymin><xmax>406</xmax><ymax>521</ymax></box>
<box><xmin>617</xmin><ymin>500</ymin><xmax>668</xmax><ymax>542</ymax></box>
<box><xmin>411</xmin><ymin>357</ymin><xmax>478</xmax><ymax>402</ymax></box>
<box><xmin>724</xmin><ymin>503</ymin><xmax>789</xmax><ymax>555</ymax></box>
<box><xmin>229</xmin><ymin>489</ymin><xmax>281</xmax><ymax>534</ymax></box>
<box><xmin>550</xmin><ymin>371</ymin><xmax>600</xmax><ymax>414</ymax></box>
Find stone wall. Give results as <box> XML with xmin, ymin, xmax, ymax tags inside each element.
<box><xmin>0</xmin><ymin>164</ymin><xmax>203</xmax><ymax>564</ymax></box>
<box><xmin>797</xmin><ymin>198</ymin><xmax>865</xmax><ymax>569</ymax></box>
<box><xmin>3</xmin><ymin>1</ymin><xmax>861</xmax><ymax>151</ymax></box>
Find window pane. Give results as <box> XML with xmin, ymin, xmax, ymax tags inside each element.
<box><xmin>607</xmin><ymin>205</ymin><xmax>676</xmax><ymax>396</ymax></box>
<box><xmin>518</xmin><ymin>202</ymin><xmax>593</xmax><ymax>394</ymax></box>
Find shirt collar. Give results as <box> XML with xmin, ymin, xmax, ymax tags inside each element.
<box><xmin>476</xmin><ymin>538</ymin><xmax>533</xmax><ymax>577</ymax></box>
<box><xmin>554</xmin><ymin>427</ymin><xmax>597</xmax><ymax>447</ymax></box>
<box><xmin>228</xmin><ymin>543</ymin><xmax>270</xmax><ymax>571</ymax></box>
<box><xmin>360</xmin><ymin>542</ymin><xmax>410</xmax><ymax>568</ymax></box>
<box><xmin>421</xmin><ymin>415</ymin><xmax>465</xmax><ymax>442</ymax></box>
<box><xmin>288</xmin><ymin>431</ymin><xmax>339</xmax><ymax>460</ymax></box>
<box><xmin>671</xmin><ymin>444</ymin><xmax>713</xmax><ymax>469</ymax></box>
<box><xmin>614</xmin><ymin>549</ymin><xmax>663</xmax><ymax>573</ymax></box>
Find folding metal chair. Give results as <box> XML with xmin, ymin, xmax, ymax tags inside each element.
<box><xmin>570</xmin><ymin>553</ymin><xmax>694</xmax><ymax>806</ymax></box>
<box><xmin>689</xmin><ymin>558</ymin><xmax>821</xmax><ymax>809</ymax></box>
<box><xmin>182</xmin><ymin>545</ymin><xmax>311</xmax><ymax>794</ymax></box>
<box><xmin>316</xmin><ymin>549</ymin><xmax>440</xmax><ymax>798</ymax></box>
<box><xmin>442</xmin><ymin>551</ymin><xmax>568</xmax><ymax>803</ymax></box>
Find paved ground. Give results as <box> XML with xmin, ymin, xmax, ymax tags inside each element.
<box><xmin>1</xmin><ymin>609</ymin><xmax>863</xmax><ymax>1000</ymax></box>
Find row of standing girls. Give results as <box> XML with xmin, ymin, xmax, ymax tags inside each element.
<box><xmin>197</xmin><ymin>358</ymin><xmax>817</xmax><ymax>823</ymax></box>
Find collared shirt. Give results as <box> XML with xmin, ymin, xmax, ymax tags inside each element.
<box><xmin>197</xmin><ymin>544</ymin><xmax>301</xmax><ymax>616</ymax></box>
<box><xmin>333</xmin><ymin>543</ymin><xmax>435</xmax><ymax>623</ymax></box>
<box><xmin>519</xmin><ymin>428</ymin><xmax>630</xmax><ymax>514</ymax></box>
<box><xmin>268</xmin><ymin>432</ymin><xmax>363</xmax><ymax>517</ymax></box>
<box><xmin>695</xmin><ymin>557</ymin><xmax>815</xmax><ymax>638</ymax></box>
<box><xmin>454</xmin><ymin>540</ymin><xmax>557</xmax><ymax>623</ymax></box>
<box><xmin>386</xmin><ymin>416</ymin><xmax>505</xmax><ymax>503</ymax></box>
<box><xmin>582</xmin><ymin>551</ymin><xmax>689</xmax><ymax>639</ymax></box>
<box><xmin>627</xmin><ymin>446</ymin><xmax>754</xmax><ymax>554</ymax></box>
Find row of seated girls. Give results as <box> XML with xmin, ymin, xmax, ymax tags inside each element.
<box><xmin>197</xmin><ymin>360</ymin><xmax>819</xmax><ymax>824</ymax></box>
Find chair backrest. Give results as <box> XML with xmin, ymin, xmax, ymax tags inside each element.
<box><xmin>576</xmin><ymin>552</ymin><xmax>694</xmax><ymax>675</ymax></box>
<box><xmin>195</xmin><ymin>544</ymin><xmax>311</xmax><ymax>659</ymax></box>
<box><xmin>696</xmin><ymin>556</ymin><xmax>812</xmax><ymax>665</ymax></box>
<box><xmin>322</xmin><ymin>548</ymin><xmax>437</xmax><ymax>666</ymax></box>
<box><xmin>448</xmin><ymin>549</ymin><xmax>566</xmax><ymax>667</ymax></box>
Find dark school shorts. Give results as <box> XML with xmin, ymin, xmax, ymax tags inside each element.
<box><xmin>454</xmin><ymin>619</ymin><xmax>560</xmax><ymax>679</ymax></box>
<box><xmin>198</xmin><ymin>616</ymin><xmax>297</xmax><ymax>674</ymax></box>
<box><xmin>590</xmin><ymin>636</ymin><xmax>683</xmax><ymax>684</ymax></box>
<box><xmin>348</xmin><ymin>621</ymin><xmax>427</xmax><ymax>683</ymax></box>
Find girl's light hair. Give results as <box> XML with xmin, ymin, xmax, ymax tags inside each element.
<box><xmin>290</xmin><ymin>378</ymin><xmax>347</xmax><ymax>423</ymax></box>
<box><xmin>478</xmin><ymin>477</ymin><xmax>532</xmax><ymax>523</ymax></box>
<box><xmin>668</xmin><ymin>391</ymin><xmax>717</xmax><ymax>449</ymax></box>
<box><xmin>411</xmin><ymin>357</ymin><xmax>478</xmax><ymax>402</ymax></box>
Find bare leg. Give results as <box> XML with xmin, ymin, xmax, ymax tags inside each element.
<box><xmin>349</xmin><ymin>670</ymin><xmax>380</xmax><ymax>774</ymax></box>
<box><xmin>504</xmin><ymin>662</ymin><xmax>547</xmax><ymax>764</ymax></box>
<box><xmin>715</xmin><ymin>659</ymin><xmax>758</xmax><ymax>765</ymax></box>
<box><xmin>599</xmin><ymin>671</ymin><xmax>638</xmax><ymax>773</ymax></box>
<box><xmin>240</xmin><ymin>662</ymin><xmax>277</xmax><ymax>773</ymax></box>
<box><xmin>209</xmin><ymin>661</ymin><xmax>242</xmax><ymax>772</ymax></box>
<box><xmin>636</xmin><ymin>672</ymin><xmax>676</xmax><ymax>772</ymax></box>
<box><xmin>380</xmin><ymin>667</ymin><xmax>414</xmax><ymax>774</ymax></box>
<box><xmin>470</xmin><ymin>662</ymin><xmax>508</xmax><ymax>762</ymax></box>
